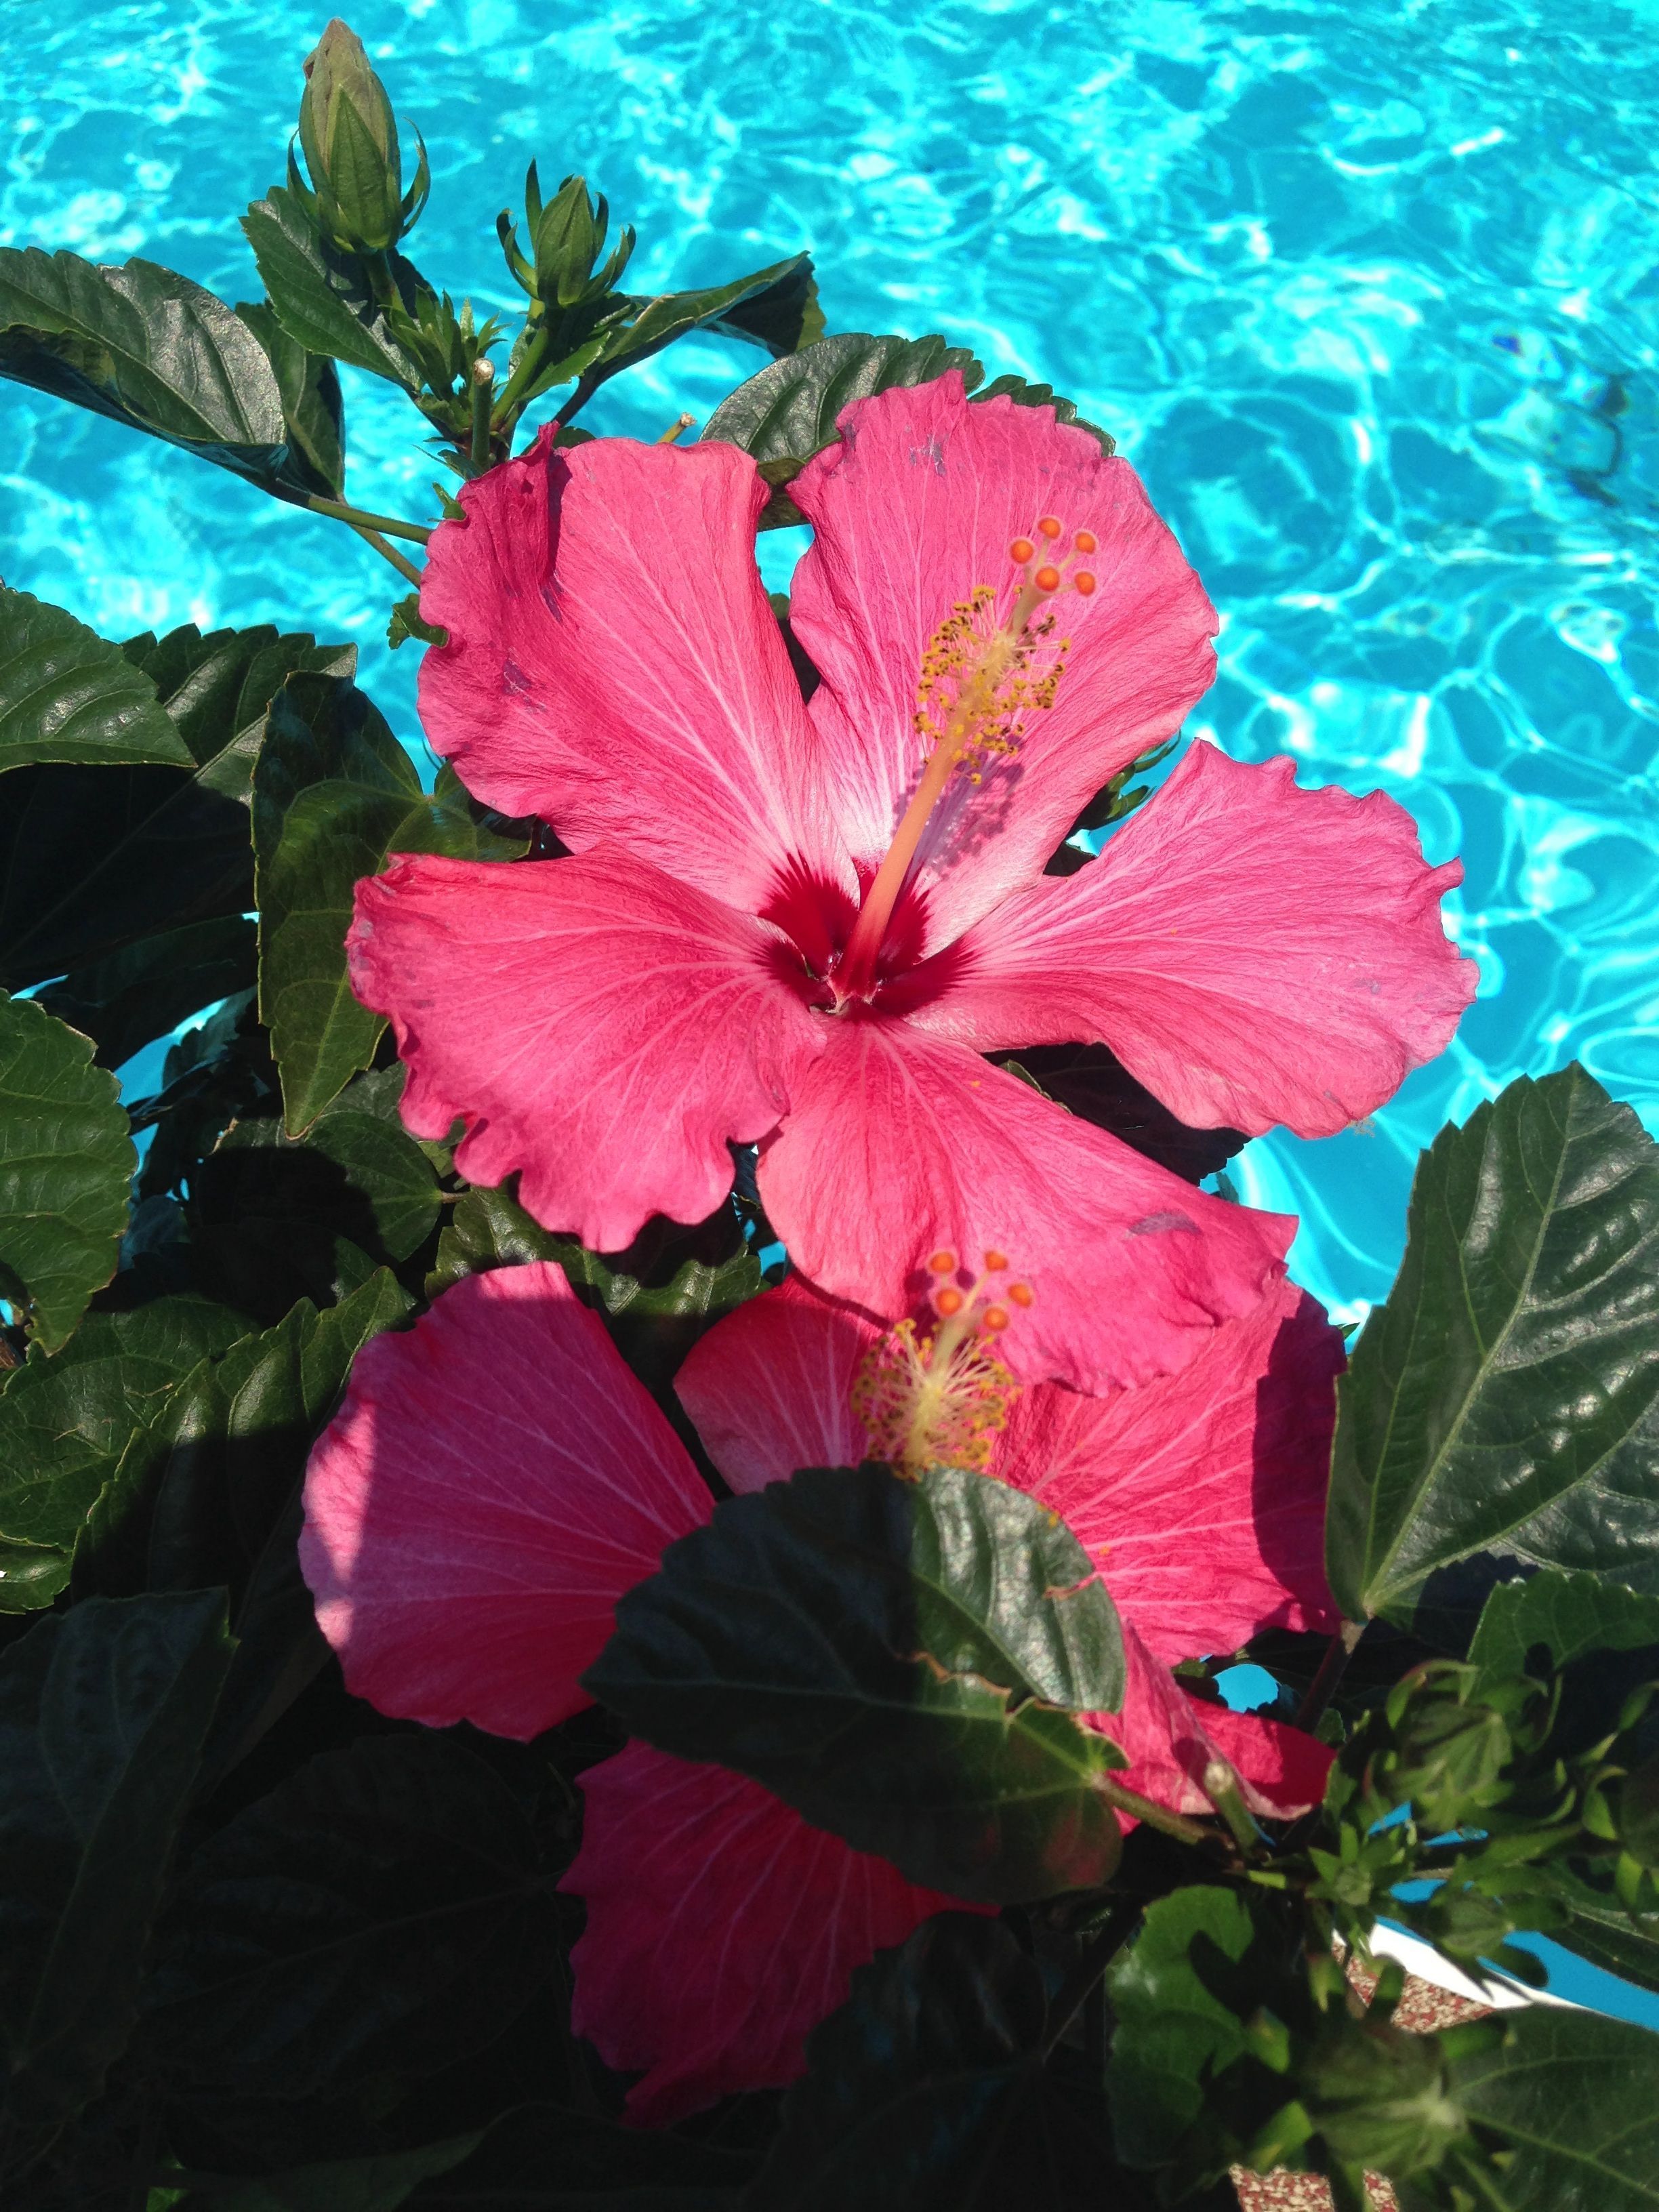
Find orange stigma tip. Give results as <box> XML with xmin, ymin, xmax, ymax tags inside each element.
<box><xmin>1035</xmin><ymin>565</ymin><xmax>1061</xmax><ymax>594</ymax></box>
<box><xmin>1073</xmin><ymin>571</ymin><xmax>1097</xmax><ymax>596</ymax></box>
<box><xmin>927</xmin><ymin>1248</ymin><xmax>957</xmax><ymax>1275</ymax></box>
<box><xmin>1008</xmin><ymin>535</ymin><xmax>1035</xmax><ymax>565</ymax></box>
<box><xmin>983</xmin><ymin>1248</ymin><xmax>1008</xmax><ymax>1272</ymax></box>
<box><xmin>1074</xmin><ymin>529</ymin><xmax>1097</xmax><ymax>554</ymax></box>
<box><xmin>1037</xmin><ymin>515</ymin><xmax>1062</xmax><ymax>539</ymax></box>
<box><xmin>1008</xmin><ymin>1282</ymin><xmax>1034</xmax><ymax>1308</ymax></box>
<box><xmin>983</xmin><ymin>1305</ymin><xmax>1010</xmax><ymax>1332</ymax></box>
<box><xmin>935</xmin><ymin>1286</ymin><xmax>965</xmax><ymax>1316</ymax></box>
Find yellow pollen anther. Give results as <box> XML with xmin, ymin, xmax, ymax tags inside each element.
<box><xmin>834</xmin><ymin>535</ymin><xmax>1074</xmax><ymax>995</ymax></box>
<box><xmin>851</xmin><ymin>1290</ymin><xmax>1021</xmax><ymax>1475</ymax></box>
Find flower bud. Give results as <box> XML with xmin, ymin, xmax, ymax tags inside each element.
<box><xmin>504</xmin><ymin>165</ymin><xmax>636</xmax><ymax>310</ymax></box>
<box><xmin>298</xmin><ymin>19</ymin><xmax>409</xmax><ymax>253</ymax></box>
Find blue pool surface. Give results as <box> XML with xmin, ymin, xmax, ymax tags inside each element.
<box><xmin>5</xmin><ymin>0</ymin><xmax>1659</xmax><ymax>1322</ymax></box>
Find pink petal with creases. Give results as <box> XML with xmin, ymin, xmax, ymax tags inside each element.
<box><xmin>918</xmin><ymin>741</ymin><xmax>1478</xmax><ymax>1136</ymax></box>
<box><xmin>788</xmin><ymin>373</ymin><xmax>1217</xmax><ymax>950</ymax></box>
<box><xmin>300</xmin><ymin>1263</ymin><xmax>712</xmax><ymax>1738</ymax></box>
<box><xmin>997</xmin><ymin>1277</ymin><xmax>1344</xmax><ymax>1663</ymax></box>
<box><xmin>564</xmin><ymin>1743</ymin><xmax>977</xmax><ymax>2123</ymax></box>
<box><xmin>348</xmin><ymin>845</ymin><xmax>823</xmax><ymax>1254</ymax></box>
<box><xmin>419</xmin><ymin>426</ymin><xmax>851</xmax><ymax>916</ymax></box>
<box><xmin>756</xmin><ymin>1015</ymin><xmax>1292</xmax><ymax>1393</ymax></box>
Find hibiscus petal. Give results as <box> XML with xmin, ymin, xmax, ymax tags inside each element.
<box><xmin>996</xmin><ymin>1279</ymin><xmax>1344</xmax><ymax>1662</ymax></box>
<box><xmin>756</xmin><ymin>1016</ymin><xmax>1293</xmax><ymax>1393</ymax></box>
<box><xmin>787</xmin><ymin>373</ymin><xmax>1217</xmax><ymax>949</ymax></box>
<box><xmin>300</xmin><ymin>1263</ymin><xmax>711</xmax><ymax>1738</ymax></box>
<box><xmin>564</xmin><ymin>1743</ymin><xmax>975</xmax><ymax>2123</ymax></box>
<box><xmin>348</xmin><ymin>845</ymin><xmax>823</xmax><ymax>1253</ymax></box>
<box><xmin>915</xmin><ymin>741</ymin><xmax>1479</xmax><ymax>1138</ymax></box>
<box><xmin>1094</xmin><ymin>1623</ymin><xmax>1332</xmax><ymax>1823</ymax></box>
<box><xmin>419</xmin><ymin>426</ymin><xmax>851</xmax><ymax>915</ymax></box>
<box><xmin>675</xmin><ymin>1273</ymin><xmax>878</xmax><ymax>1492</ymax></box>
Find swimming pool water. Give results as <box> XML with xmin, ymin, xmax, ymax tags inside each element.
<box><xmin>4</xmin><ymin>0</ymin><xmax>1658</xmax><ymax>1327</ymax></box>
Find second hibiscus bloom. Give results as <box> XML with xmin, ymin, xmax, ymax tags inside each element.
<box><xmin>346</xmin><ymin>372</ymin><xmax>1475</xmax><ymax>1395</ymax></box>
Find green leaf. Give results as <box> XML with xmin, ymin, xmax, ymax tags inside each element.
<box><xmin>241</xmin><ymin>186</ymin><xmax>424</xmax><ymax>392</ymax></box>
<box><xmin>707</xmin><ymin>258</ymin><xmax>825</xmax><ymax>357</ymax></box>
<box><xmin>426</xmin><ymin>1185</ymin><xmax>762</xmax><ymax>1390</ymax></box>
<box><xmin>991</xmin><ymin>1044</ymin><xmax>1244</xmax><ymax>1185</ymax></box>
<box><xmin>0</xmin><ymin>1591</ymin><xmax>233</xmax><ymax>2135</ymax></box>
<box><xmin>0</xmin><ymin>990</ymin><xmax>134</xmax><ymax>1351</ymax></box>
<box><xmin>143</xmin><ymin>1269</ymin><xmax>408</xmax><ymax>1783</ymax></box>
<box><xmin>1326</xmin><ymin>1067</ymin><xmax>1659</xmax><ymax>1629</ymax></box>
<box><xmin>253</xmin><ymin>670</ymin><xmax>526</xmax><ymax>1132</ymax></box>
<box><xmin>141</xmin><ymin>1734</ymin><xmax>560</xmax><ymax>2097</ymax></box>
<box><xmin>164</xmin><ymin>2133</ymin><xmax>490</xmax><ymax>2212</ymax></box>
<box><xmin>0</xmin><ymin>586</ymin><xmax>190</xmax><ymax>772</ymax></box>
<box><xmin>584</xmin><ymin>1461</ymin><xmax>1127</xmax><ymax>1901</ymax></box>
<box><xmin>751</xmin><ymin>1914</ymin><xmax>1120</xmax><ymax>2211</ymax></box>
<box><xmin>35</xmin><ymin>916</ymin><xmax>258</xmax><ymax>1071</ymax></box>
<box><xmin>0</xmin><ymin>249</ymin><xmax>329</xmax><ymax>504</ymax></box>
<box><xmin>700</xmin><ymin>332</ymin><xmax>1112</xmax><ymax>525</ymax></box>
<box><xmin>562</xmin><ymin>253</ymin><xmax>819</xmax><ymax>414</ymax></box>
<box><xmin>0</xmin><ymin>625</ymin><xmax>351</xmax><ymax>991</ymax></box>
<box><xmin>202</xmin><ymin>1112</ymin><xmax>439</xmax><ymax>1268</ymax></box>
<box><xmin>237</xmin><ymin>300</ymin><xmax>347</xmax><ymax>500</ymax></box>
<box><xmin>1105</xmin><ymin>1885</ymin><xmax>1294</xmax><ymax>2177</ymax></box>
<box><xmin>387</xmin><ymin>594</ymin><xmax>447</xmax><ymax>651</ymax></box>
<box><xmin>0</xmin><ymin>1298</ymin><xmax>247</xmax><ymax>1612</ymax></box>
<box><xmin>1469</xmin><ymin>1570</ymin><xmax>1659</xmax><ymax>1757</ymax></box>
<box><xmin>1407</xmin><ymin>2007</ymin><xmax>1659</xmax><ymax>2210</ymax></box>
<box><xmin>1546</xmin><ymin>1874</ymin><xmax>1659</xmax><ymax>1997</ymax></box>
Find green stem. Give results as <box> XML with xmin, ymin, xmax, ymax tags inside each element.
<box><xmin>348</xmin><ymin>522</ymin><xmax>422</xmax><ymax>588</ymax></box>
<box><xmin>470</xmin><ymin>357</ymin><xmax>496</xmax><ymax>471</ymax></box>
<box><xmin>306</xmin><ymin>494</ymin><xmax>432</xmax><ymax>546</ymax></box>
<box><xmin>1294</xmin><ymin>1619</ymin><xmax>1364</xmax><ymax>1734</ymax></box>
<box><xmin>1202</xmin><ymin>1758</ymin><xmax>1268</xmax><ymax>1856</ymax></box>
<box><xmin>1093</xmin><ymin>1773</ymin><xmax>1211</xmax><ymax>1847</ymax></box>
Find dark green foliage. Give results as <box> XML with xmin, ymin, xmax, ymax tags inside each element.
<box><xmin>0</xmin><ymin>1592</ymin><xmax>232</xmax><ymax>2156</ymax></box>
<box><xmin>1399</xmin><ymin>2009</ymin><xmax>1659</xmax><ymax>2211</ymax></box>
<box><xmin>1326</xmin><ymin>1065</ymin><xmax>1659</xmax><ymax>1629</ymax></box>
<box><xmin>750</xmin><ymin>1915</ymin><xmax>1123</xmax><ymax>2210</ymax></box>
<box><xmin>0</xmin><ymin>586</ymin><xmax>190</xmax><ymax>773</ymax></box>
<box><xmin>141</xmin><ymin>1734</ymin><xmax>560</xmax><ymax>2099</ymax></box>
<box><xmin>252</xmin><ymin>668</ymin><xmax>526</xmax><ymax>1131</ymax></box>
<box><xmin>0</xmin><ymin>991</ymin><xmax>135</xmax><ymax>1351</ymax></box>
<box><xmin>0</xmin><ymin>247</ymin><xmax>335</xmax><ymax>504</ymax></box>
<box><xmin>0</xmin><ymin>1298</ymin><xmax>247</xmax><ymax>1611</ymax></box>
<box><xmin>586</xmin><ymin>1462</ymin><xmax>1128</xmax><ymax>1901</ymax></box>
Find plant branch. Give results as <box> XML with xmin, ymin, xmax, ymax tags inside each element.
<box><xmin>470</xmin><ymin>356</ymin><xmax>495</xmax><ymax>471</ymax></box>
<box><xmin>348</xmin><ymin>522</ymin><xmax>423</xmax><ymax>587</ymax></box>
<box><xmin>305</xmin><ymin>494</ymin><xmax>432</xmax><ymax>546</ymax></box>
<box><xmin>1092</xmin><ymin>1773</ymin><xmax>1212</xmax><ymax>1847</ymax></box>
<box><xmin>1040</xmin><ymin>1902</ymin><xmax>1141</xmax><ymax>2057</ymax></box>
<box><xmin>1294</xmin><ymin>1620</ymin><xmax>1365</xmax><ymax>1734</ymax></box>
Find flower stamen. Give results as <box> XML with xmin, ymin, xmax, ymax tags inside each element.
<box><xmin>850</xmin><ymin>1263</ymin><xmax>1027</xmax><ymax>1473</ymax></box>
<box><xmin>834</xmin><ymin>517</ymin><xmax>1094</xmax><ymax>996</ymax></box>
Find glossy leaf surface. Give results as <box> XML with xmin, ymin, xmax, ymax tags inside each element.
<box><xmin>1326</xmin><ymin>1067</ymin><xmax>1659</xmax><ymax>1625</ymax></box>
<box><xmin>0</xmin><ymin>991</ymin><xmax>134</xmax><ymax>1351</ymax></box>
<box><xmin>586</xmin><ymin>1462</ymin><xmax>1127</xmax><ymax>1901</ymax></box>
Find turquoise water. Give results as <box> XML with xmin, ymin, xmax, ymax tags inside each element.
<box><xmin>4</xmin><ymin>0</ymin><xmax>1659</xmax><ymax>1324</ymax></box>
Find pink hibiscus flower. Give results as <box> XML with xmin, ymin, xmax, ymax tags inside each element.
<box><xmin>346</xmin><ymin>373</ymin><xmax>1476</xmax><ymax>1395</ymax></box>
<box><xmin>300</xmin><ymin>1256</ymin><xmax>1339</xmax><ymax>2121</ymax></box>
